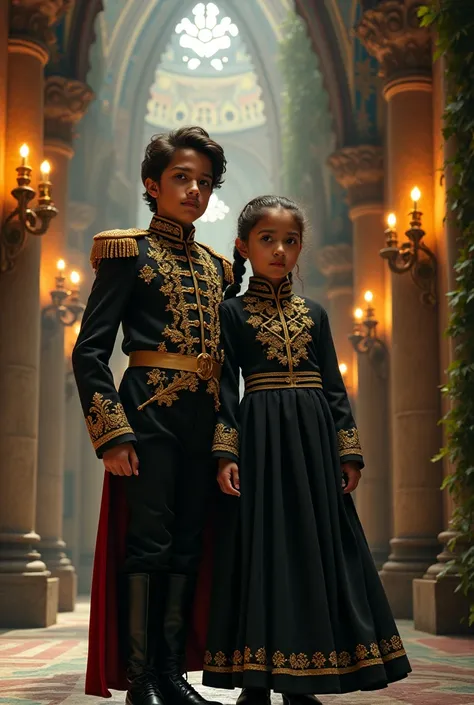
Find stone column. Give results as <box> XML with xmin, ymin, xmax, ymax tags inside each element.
<box><xmin>357</xmin><ymin>0</ymin><xmax>442</xmax><ymax>618</ymax></box>
<box><xmin>0</xmin><ymin>1</ymin><xmax>8</xmax><ymax>227</ymax></box>
<box><xmin>79</xmin><ymin>434</ymin><xmax>103</xmax><ymax>594</ymax></box>
<box><xmin>62</xmin><ymin>201</ymin><xmax>96</xmax><ymax>579</ymax></box>
<box><xmin>36</xmin><ymin>77</ymin><xmax>93</xmax><ymax>611</ymax></box>
<box><xmin>0</xmin><ymin>0</ymin><xmax>69</xmax><ymax>628</ymax></box>
<box><xmin>328</xmin><ymin>145</ymin><xmax>391</xmax><ymax>568</ymax></box>
<box><xmin>413</xmin><ymin>58</ymin><xmax>473</xmax><ymax>634</ymax></box>
<box><xmin>316</xmin><ymin>244</ymin><xmax>355</xmax><ymax>399</ymax></box>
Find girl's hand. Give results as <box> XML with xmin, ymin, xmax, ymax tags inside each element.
<box><xmin>341</xmin><ymin>461</ymin><xmax>361</xmax><ymax>494</ymax></box>
<box><xmin>217</xmin><ymin>458</ymin><xmax>240</xmax><ymax>497</ymax></box>
<box><xmin>103</xmin><ymin>442</ymin><xmax>139</xmax><ymax>477</ymax></box>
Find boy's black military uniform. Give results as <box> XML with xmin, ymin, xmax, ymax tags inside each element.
<box><xmin>73</xmin><ymin>214</ymin><xmax>232</xmax><ymax>703</ymax></box>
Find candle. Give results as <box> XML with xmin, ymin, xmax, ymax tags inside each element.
<box><xmin>70</xmin><ymin>270</ymin><xmax>81</xmax><ymax>297</ymax></box>
<box><xmin>40</xmin><ymin>160</ymin><xmax>51</xmax><ymax>182</ymax></box>
<box><xmin>364</xmin><ymin>290</ymin><xmax>373</xmax><ymax>304</ymax></box>
<box><xmin>411</xmin><ymin>186</ymin><xmax>421</xmax><ymax>211</ymax></box>
<box><xmin>20</xmin><ymin>143</ymin><xmax>29</xmax><ymax>166</ymax></box>
<box><xmin>56</xmin><ymin>259</ymin><xmax>66</xmax><ymax>289</ymax></box>
<box><xmin>339</xmin><ymin>363</ymin><xmax>348</xmax><ymax>377</ymax></box>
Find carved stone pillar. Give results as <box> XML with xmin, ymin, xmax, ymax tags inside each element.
<box><xmin>0</xmin><ymin>1</ymin><xmax>8</xmax><ymax>227</ymax></box>
<box><xmin>316</xmin><ymin>244</ymin><xmax>355</xmax><ymax>400</ymax></box>
<box><xmin>356</xmin><ymin>0</ymin><xmax>442</xmax><ymax>618</ymax></box>
<box><xmin>328</xmin><ymin>146</ymin><xmax>390</xmax><ymax>568</ymax></box>
<box><xmin>0</xmin><ymin>0</ymin><xmax>70</xmax><ymax>628</ymax></box>
<box><xmin>63</xmin><ymin>201</ymin><xmax>96</xmax><ymax>588</ymax></box>
<box><xmin>36</xmin><ymin>77</ymin><xmax>93</xmax><ymax>611</ymax></box>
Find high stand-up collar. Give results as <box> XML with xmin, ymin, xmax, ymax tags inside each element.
<box><xmin>148</xmin><ymin>214</ymin><xmax>196</xmax><ymax>243</ymax></box>
<box><xmin>247</xmin><ymin>276</ymin><xmax>293</xmax><ymax>300</ymax></box>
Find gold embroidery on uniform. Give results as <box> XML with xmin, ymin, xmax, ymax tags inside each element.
<box><xmin>86</xmin><ymin>392</ymin><xmax>133</xmax><ymax>450</ymax></box>
<box><xmin>190</xmin><ymin>243</ymin><xmax>223</xmax><ymax>364</ymax></box>
<box><xmin>137</xmin><ymin>369</ymin><xmax>199</xmax><ymax>411</ymax></box>
<box><xmin>206</xmin><ymin>376</ymin><xmax>221</xmax><ymax>412</ymax></box>
<box><xmin>243</xmin><ymin>295</ymin><xmax>313</xmax><ymax>367</ymax></box>
<box><xmin>147</xmin><ymin>237</ymin><xmax>201</xmax><ymax>354</ymax></box>
<box><xmin>212</xmin><ymin>423</ymin><xmax>239</xmax><ymax>456</ymax></box>
<box><xmin>337</xmin><ymin>427</ymin><xmax>363</xmax><ymax>457</ymax></box>
<box><xmin>139</xmin><ymin>264</ymin><xmax>157</xmax><ymax>284</ymax></box>
<box><xmin>203</xmin><ymin>634</ymin><xmax>407</xmax><ymax>676</ymax></box>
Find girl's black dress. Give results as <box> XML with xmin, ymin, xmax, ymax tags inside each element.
<box><xmin>202</xmin><ymin>276</ymin><xmax>411</xmax><ymax>695</ymax></box>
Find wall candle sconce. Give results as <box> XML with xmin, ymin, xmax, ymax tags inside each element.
<box><xmin>1</xmin><ymin>144</ymin><xmax>58</xmax><ymax>273</ymax></box>
<box><xmin>379</xmin><ymin>187</ymin><xmax>437</xmax><ymax>305</ymax></box>
<box><xmin>42</xmin><ymin>260</ymin><xmax>85</xmax><ymax>329</ymax></box>
<box><xmin>349</xmin><ymin>291</ymin><xmax>387</xmax><ymax>370</ymax></box>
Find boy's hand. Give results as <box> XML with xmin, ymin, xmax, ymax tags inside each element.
<box><xmin>217</xmin><ymin>458</ymin><xmax>240</xmax><ymax>497</ymax></box>
<box><xmin>103</xmin><ymin>442</ymin><xmax>139</xmax><ymax>477</ymax></box>
<box><xmin>341</xmin><ymin>461</ymin><xmax>361</xmax><ymax>494</ymax></box>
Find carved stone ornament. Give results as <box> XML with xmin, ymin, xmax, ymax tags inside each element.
<box><xmin>9</xmin><ymin>0</ymin><xmax>72</xmax><ymax>48</ymax></box>
<box><xmin>316</xmin><ymin>244</ymin><xmax>353</xmax><ymax>291</ymax></box>
<box><xmin>355</xmin><ymin>0</ymin><xmax>432</xmax><ymax>83</ymax></box>
<box><xmin>44</xmin><ymin>76</ymin><xmax>94</xmax><ymax>143</ymax></box>
<box><xmin>328</xmin><ymin>145</ymin><xmax>384</xmax><ymax>209</ymax></box>
<box><xmin>328</xmin><ymin>146</ymin><xmax>384</xmax><ymax>189</ymax></box>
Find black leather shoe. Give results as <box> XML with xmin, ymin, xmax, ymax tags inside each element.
<box><xmin>126</xmin><ymin>573</ymin><xmax>166</xmax><ymax>705</ymax></box>
<box><xmin>282</xmin><ymin>695</ymin><xmax>323</xmax><ymax>705</ymax></box>
<box><xmin>236</xmin><ymin>688</ymin><xmax>271</xmax><ymax>705</ymax></box>
<box><xmin>159</xmin><ymin>574</ymin><xmax>222</xmax><ymax>705</ymax></box>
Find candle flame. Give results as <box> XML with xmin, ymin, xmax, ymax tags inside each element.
<box><xmin>339</xmin><ymin>363</ymin><xmax>348</xmax><ymax>376</ymax></box>
<box><xmin>354</xmin><ymin>307</ymin><xmax>364</xmax><ymax>321</ymax></box>
<box><xmin>70</xmin><ymin>271</ymin><xmax>80</xmax><ymax>285</ymax></box>
<box><xmin>40</xmin><ymin>160</ymin><xmax>51</xmax><ymax>176</ymax></box>
<box><xmin>364</xmin><ymin>290</ymin><xmax>374</xmax><ymax>303</ymax></box>
<box><xmin>411</xmin><ymin>186</ymin><xmax>421</xmax><ymax>203</ymax></box>
<box><xmin>20</xmin><ymin>144</ymin><xmax>29</xmax><ymax>159</ymax></box>
<box><xmin>56</xmin><ymin>259</ymin><xmax>66</xmax><ymax>271</ymax></box>
<box><xmin>74</xmin><ymin>323</ymin><xmax>81</xmax><ymax>336</ymax></box>
<box><xmin>387</xmin><ymin>213</ymin><xmax>397</xmax><ymax>229</ymax></box>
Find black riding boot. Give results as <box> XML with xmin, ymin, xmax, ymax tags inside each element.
<box><xmin>158</xmin><ymin>573</ymin><xmax>222</xmax><ymax>705</ymax></box>
<box><xmin>236</xmin><ymin>688</ymin><xmax>271</xmax><ymax>705</ymax></box>
<box><xmin>126</xmin><ymin>573</ymin><xmax>166</xmax><ymax>705</ymax></box>
<box><xmin>282</xmin><ymin>695</ymin><xmax>323</xmax><ymax>705</ymax></box>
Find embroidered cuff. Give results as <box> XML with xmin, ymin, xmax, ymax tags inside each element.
<box><xmin>86</xmin><ymin>392</ymin><xmax>134</xmax><ymax>450</ymax></box>
<box><xmin>337</xmin><ymin>427</ymin><xmax>362</xmax><ymax>457</ymax></box>
<box><xmin>212</xmin><ymin>423</ymin><xmax>239</xmax><ymax>457</ymax></box>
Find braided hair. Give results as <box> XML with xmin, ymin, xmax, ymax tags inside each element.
<box><xmin>224</xmin><ymin>195</ymin><xmax>306</xmax><ymax>299</ymax></box>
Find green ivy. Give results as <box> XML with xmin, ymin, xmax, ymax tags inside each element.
<box><xmin>278</xmin><ymin>12</ymin><xmax>332</xmax><ymax>203</ymax></box>
<box><xmin>419</xmin><ymin>0</ymin><xmax>474</xmax><ymax>626</ymax></box>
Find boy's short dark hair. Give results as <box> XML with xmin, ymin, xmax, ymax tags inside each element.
<box><xmin>141</xmin><ymin>126</ymin><xmax>227</xmax><ymax>213</ymax></box>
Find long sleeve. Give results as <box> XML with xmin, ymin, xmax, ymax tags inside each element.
<box><xmin>211</xmin><ymin>305</ymin><xmax>240</xmax><ymax>463</ymax></box>
<box><xmin>72</xmin><ymin>256</ymin><xmax>137</xmax><ymax>457</ymax></box>
<box><xmin>318</xmin><ymin>307</ymin><xmax>364</xmax><ymax>468</ymax></box>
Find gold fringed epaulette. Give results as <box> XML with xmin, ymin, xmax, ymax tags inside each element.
<box><xmin>197</xmin><ymin>242</ymin><xmax>234</xmax><ymax>285</ymax></box>
<box><xmin>90</xmin><ymin>228</ymin><xmax>147</xmax><ymax>271</ymax></box>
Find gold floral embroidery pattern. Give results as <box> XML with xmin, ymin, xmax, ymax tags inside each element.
<box><xmin>147</xmin><ymin>236</ymin><xmax>201</xmax><ymax>355</ymax></box>
<box><xmin>243</xmin><ymin>295</ymin><xmax>314</xmax><ymax>368</ymax></box>
<box><xmin>137</xmin><ymin>369</ymin><xmax>199</xmax><ymax>411</ymax></box>
<box><xmin>138</xmin><ymin>264</ymin><xmax>157</xmax><ymax>284</ymax></box>
<box><xmin>86</xmin><ymin>392</ymin><xmax>133</xmax><ymax>450</ymax></box>
<box><xmin>212</xmin><ymin>423</ymin><xmax>239</xmax><ymax>457</ymax></box>
<box><xmin>206</xmin><ymin>376</ymin><xmax>221</xmax><ymax>412</ymax></box>
<box><xmin>337</xmin><ymin>428</ymin><xmax>363</xmax><ymax>457</ymax></box>
<box><xmin>203</xmin><ymin>636</ymin><xmax>406</xmax><ymax>676</ymax></box>
<box><xmin>190</xmin><ymin>243</ymin><xmax>224</xmax><ymax>364</ymax></box>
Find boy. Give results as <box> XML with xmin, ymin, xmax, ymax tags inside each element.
<box><xmin>73</xmin><ymin>126</ymin><xmax>232</xmax><ymax>705</ymax></box>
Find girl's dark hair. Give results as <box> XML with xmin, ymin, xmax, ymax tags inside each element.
<box><xmin>225</xmin><ymin>195</ymin><xmax>306</xmax><ymax>299</ymax></box>
<box><xmin>141</xmin><ymin>126</ymin><xmax>226</xmax><ymax>213</ymax></box>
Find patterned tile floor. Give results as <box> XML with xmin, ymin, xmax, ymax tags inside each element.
<box><xmin>0</xmin><ymin>598</ymin><xmax>473</xmax><ymax>704</ymax></box>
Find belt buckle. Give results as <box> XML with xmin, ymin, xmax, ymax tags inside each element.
<box><xmin>196</xmin><ymin>352</ymin><xmax>213</xmax><ymax>381</ymax></box>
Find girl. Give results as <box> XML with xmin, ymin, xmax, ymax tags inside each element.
<box><xmin>202</xmin><ymin>196</ymin><xmax>411</xmax><ymax>704</ymax></box>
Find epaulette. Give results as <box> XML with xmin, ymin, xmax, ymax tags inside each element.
<box><xmin>90</xmin><ymin>228</ymin><xmax>147</xmax><ymax>271</ymax></box>
<box><xmin>197</xmin><ymin>242</ymin><xmax>234</xmax><ymax>285</ymax></box>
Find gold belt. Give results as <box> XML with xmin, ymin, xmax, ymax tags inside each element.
<box><xmin>244</xmin><ymin>370</ymin><xmax>323</xmax><ymax>394</ymax></box>
<box><xmin>128</xmin><ymin>351</ymin><xmax>221</xmax><ymax>381</ymax></box>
